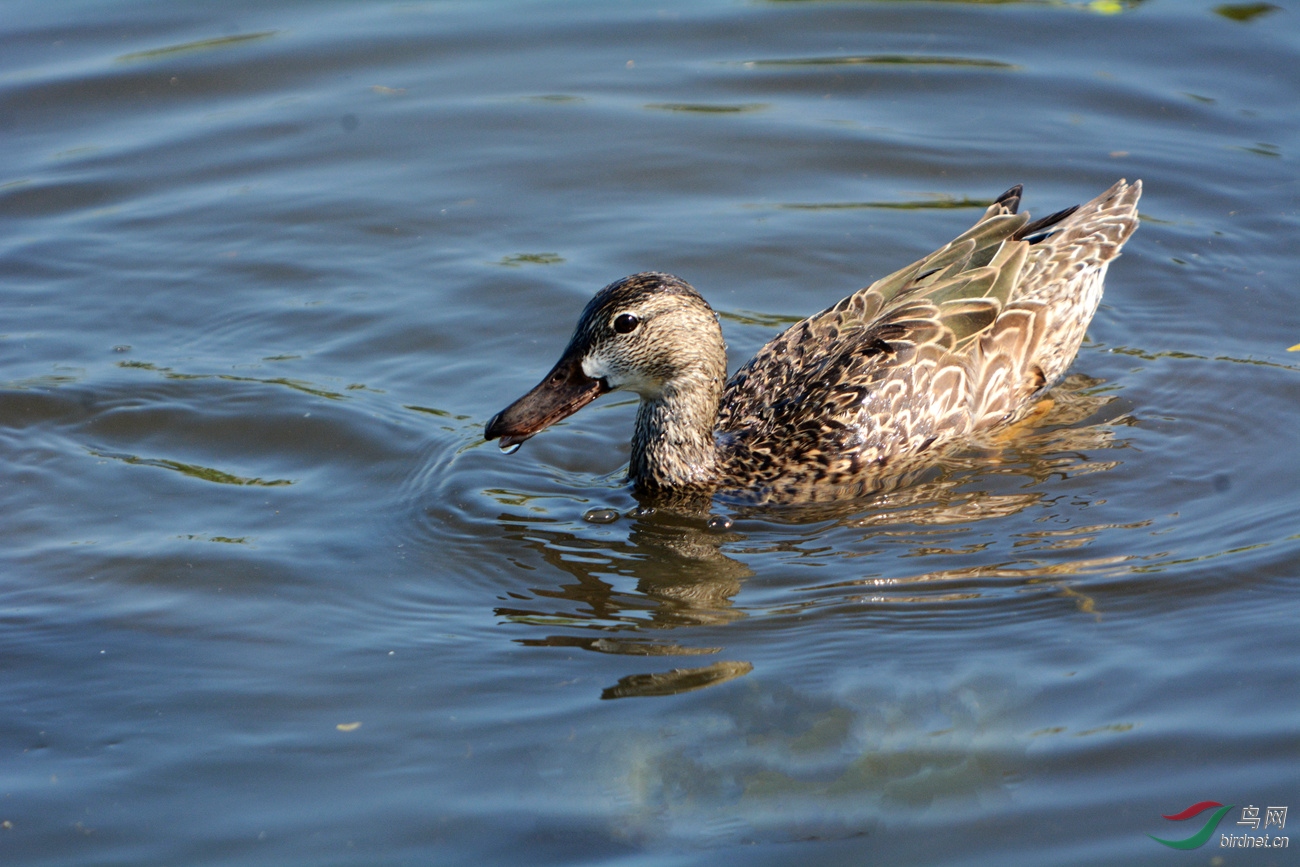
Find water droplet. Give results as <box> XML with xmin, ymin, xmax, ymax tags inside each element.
<box><xmin>499</xmin><ymin>441</ymin><xmax>521</xmax><ymax>455</ymax></box>
<box><xmin>583</xmin><ymin>508</ymin><xmax>620</xmax><ymax>525</ymax></box>
<box><xmin>706</xmin><ymin>514</ymin><xmax>733</xmax><ymax>531</ymax></box>
<box><xmin>625</xmin><ymin>506</ymin><xmax>656</xmax><ymax>519</ymax></box>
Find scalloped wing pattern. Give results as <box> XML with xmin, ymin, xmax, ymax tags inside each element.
<box><xmin>715</xmin><ymin>180</ymin><xmax>1141</xmax><ymax>498</ymax></box>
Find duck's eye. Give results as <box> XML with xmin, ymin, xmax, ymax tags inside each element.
<box><xmin>613</xmin><ymin>313</ymin><xmax>640</xmax><ymax>334</ymax></box>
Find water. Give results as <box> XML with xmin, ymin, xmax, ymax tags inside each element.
<box><xmin>2</xmin><ymin>0</ymin><xmax>1298</xmax><ymax>864</ymax></box>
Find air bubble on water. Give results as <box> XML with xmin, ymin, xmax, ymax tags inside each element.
<box><xmin>625</xmin><ymin>506</ymin><xmax>656</xmax><ymax>519</ymax></box>
<box><xmin>499</xmin><ymin>442</ymin><xmax>521</xmax><ymax>454</ymax></box>
<box><xmin>706</xmin><ymin>514</ymin><xmax>733</xmax><ymax>531</ymax></box>
<box><xmin>583</xmin><ymin>508</ymin><xmax>620</xmax><ymax>525</ymax></box>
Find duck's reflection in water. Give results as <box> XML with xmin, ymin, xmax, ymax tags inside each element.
<box><xmin>496</xmin><ymin>504</ymin><xmax>753</xmax><ymax>628</ymax></box>
<box><xmin>492</xmin><ymin>374</ymin><xmax>1130</xmax><ymax>698</ymax></box>
<box><xmin>495</xmin><ymin>505</ymin><xmax>756</xmax><ymax>697</ymax></box>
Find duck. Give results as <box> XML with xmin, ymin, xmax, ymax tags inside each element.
<box><xmin>485</xmin><ymin>179</ymin><xmax>1141</xmax><ymax>503</ymax></box>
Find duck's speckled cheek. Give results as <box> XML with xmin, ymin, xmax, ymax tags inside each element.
<box><xmin>484</xmin><ymin>353</ymin><xmax>610</xmax><ymax>450</ymax></box>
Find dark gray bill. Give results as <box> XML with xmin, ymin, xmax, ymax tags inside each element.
<box><xmin>484</xmin><ymin>353</ymin><xmax>609</xmax><ymax>450</ymax></box>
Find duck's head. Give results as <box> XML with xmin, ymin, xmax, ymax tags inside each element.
<box><xmin>485</xmin><ymin>272</ymin><xmax>726</xmax><ymax>451</ymax></box>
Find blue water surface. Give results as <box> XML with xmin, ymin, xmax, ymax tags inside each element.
<box><xmin>1</xmin><ymin>0</ymin><xmax>1298</xmax><ymax>864</ymax></box>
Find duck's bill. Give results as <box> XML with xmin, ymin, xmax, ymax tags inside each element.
<box><xmin>484</xmin><ymin>354</ymin><xmax>610</xmax><ymax>451</ymax></box>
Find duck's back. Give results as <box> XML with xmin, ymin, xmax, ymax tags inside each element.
<box><xmin>715</xmin><ymin>180</ymin><xmax>1141</xmax><ymax>498</ymax></box>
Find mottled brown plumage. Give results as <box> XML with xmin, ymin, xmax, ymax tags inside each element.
<box><xmin>486</xmin><ymin>180</ymin><xmax>1141</xmax><ymax>503</ymax></box>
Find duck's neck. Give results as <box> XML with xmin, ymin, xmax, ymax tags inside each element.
<box><xmin>629</xmin><ymin>376</ymin><xmax>723</xmax><ymax>490</ymax></box>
